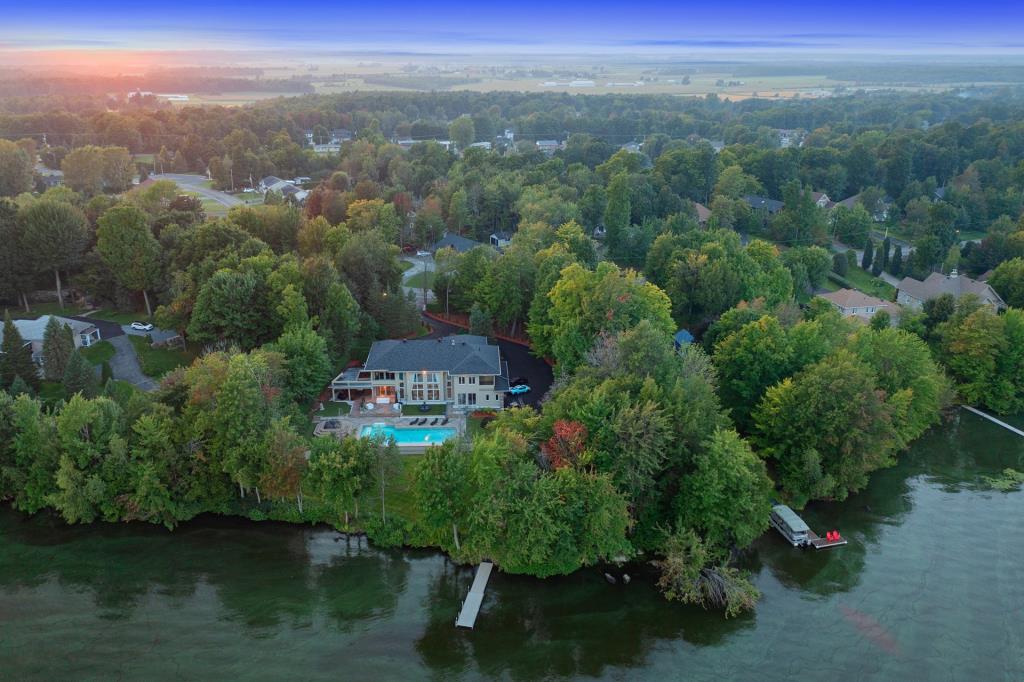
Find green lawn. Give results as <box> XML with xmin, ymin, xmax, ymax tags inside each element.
<box><xmin>400</xmin><ymin>259</ymin><xmax>415</xmax><ymax>272</ymax></box>
<box><xmin>402</xmin><ymin>403</ymin><xmax>446</xmax><ymax>416</ymax></box>
<box><xmin>80</xmin><ymin>340</ymin><xmax>116</xmax><ymax>366</ymax></box>
<box><xmin>128</xmin><ymin>335</ymin><xmax>196</xmax><ymax>377</ymax></box>
<box><xmin>363</xmin><ymin>455</ymin><xmax>422</xmax><ymax>525</ymax></box>
<box><xmin>6</xmin><ymin>302</ymin><xmax>86</xmax><ymax>321</ymax></box>
<box><xmin>90</xmin><ymin>308</ymin><xmax>148</xmax><ymax>325</ymax></box>
<box><xmin>317</xmin><ymin>401</ymin><xmax>351</xmax><ymax>417</ymax></box>
<box><xmin>405</xmin><ymin>270</ymin><xmax>436</xmax><ymax>289</ymax></box>
<box><xmin>842</xmin><ymin>266</ymin><xmax>897</xmax><ymax>300</ymax></box>
<box><xmin>466</xmin><ymin>415</ymin><xmax>487</xmax><ymax>440</ymax></box>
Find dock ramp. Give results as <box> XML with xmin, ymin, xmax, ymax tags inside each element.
<box><xmin>455</xmin><ymin>562</ymin><xmax>493</xmax><ymax>629</ymax></box>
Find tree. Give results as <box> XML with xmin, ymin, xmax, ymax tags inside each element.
<box><xmin>861</xmin><ymin>237</ymin><xmax>874</xmax><ymax>270</ymax></box>
<box><xmin>96</xmin><ymin>206</ymin><xmax>162</xmax><ymax>316</ymax></box>
<box><xmin>448</xmin><ymin>116</ymin><xmax>475</xmax><ymax>151</ymax></box>
<box><xmin>42</xmin><ymin>317</ymin><xmax>74</xmax><ymax>382</ymax></box>
<box><xmin>0</xmin><ymin>140</ymin><xmax>33</xmax><ymax>197</ymax></box>
<box><xmin>306</xmin><ymin>435</ymin><xmax>373</xmax><ymax>525</ymax></box>
<box><xmin>753</xmin><ymin>349</ymin><xmax>904</xmax><ymax>505</ymax></box>
<box><xmin>61</xmin><ymin>146</ymin><xmax>106</xmax><ymax>195</ymax></box>
<box><xmin>260</xmin><ymin>419</ymin><xmax>308</xmax><ymax>513</ymax></box>
<box><xmin>1</xmin><ymin>311</ymin><xmax>39</xmax><ymax>390</ymax></box>
<box><xmin>676</xmin><ymin>428</ymin><xmax>773</xmax><ymax>550</ymax></box>
<box><xmin>468</xmin><ymin>303</ymin><xmax>493</xmax><ymax>336</ymax></box>
<box><xmin>0</xmin><ymin>200</ymin><xmax>34</xmax><ymax>312</ymax></box>
<box><xmin>832</xmin><ymin>252</ymin><xmax>848</xmax><ymax>277</ymax></box>
<box><xmin>880</xmin><ymin>237</ymin><xmax>892</xmax><ymax>271</ymax></box>
<box><xmin>18</xmin><ymin>199</ymin><xmax>89</xmax><ymax>309</ymax></box>
<box><xmin>266</xmin><ymin>325</ymin><xmax>332</xmax><ymax>403</ymax></box>
<box><xmin>61</xmin><ymin>349</ymin><xmax>98</xmax><ymax>398</ymax></box>
<box><xmin>890</xmin><ymin>245</ymin><xmax>903</xmax><ymax>276</ymax></box>
<box><xmin>414</xmin><ymin>441</ymin><xmax>472</xmax><ymax>552</ymax></box>
<box><xmin>989</xmin><ymin>257</ymin><xmax>1024</xmax><ymax>309</ymax></box>
<box><xmin>188</xmin><ymin>268</ymin><xmax>268</xmax><ymax>349</ymax></box>
<box><xmin>603</xmin><ymin>172</ymin><xmax>631</xmax><ymax>256</ymax></box>
<box><xmin>870</xmin><ymin>309</ymin><xmax>891</xmax><ymax>331</ymax></box>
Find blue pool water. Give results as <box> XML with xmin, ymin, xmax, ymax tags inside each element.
<box><xmin>359</xmin><ymin>423</ymin><xmax>457</xmax><ymax>445</ymax></box>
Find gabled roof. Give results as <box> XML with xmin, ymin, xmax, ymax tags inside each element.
<box><xmin>364</xmin><ymin>335</ymin><xmax>503</xmax><ymax>375</ymax></box>
<box><xmin>818</xmin><ymin>288</ymin><xmax>890</xmax><ymax>310</ymax></box>
<box><xmin>433</xmin><ymin>231</ymin><xmax>484</xmax><ymax>254</ymax></box>
<box><xmin>897</xmin><ymin>272</ymin><xmax>1005</xmax><ymax>307</ymax></box>
<box><xmin>0</xmin><ymin>315</ymin><xmax>96</xmax><ymax>345</ymax></box>
<box><xmin>694</xmin><ymin>202</ymin><xmax>711</xmax><ymax>223</ymax></box>
<box><xmin>744</xmin><ymin>195</ymin><xmax>784</xmax><ymax>213</ymax></box>
<box><xmin>261</xmin><ymin>175</ymin><xmax>285</xmax><ymax>186</ymax></box>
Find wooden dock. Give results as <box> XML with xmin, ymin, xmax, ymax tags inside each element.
<box><xmin>455</xmin><ymin>562</ymin><xmax>493</xmax><ymax>629</ymax></box>
<box><xmin>962</xmin><ymin>405</ymin><xmax>1024</xmax><ymax>438</ymax></box>
<box><xmin>807</xmin><ymin>529</ymin><xmax>848</xmax><ymax>550</ymax></box>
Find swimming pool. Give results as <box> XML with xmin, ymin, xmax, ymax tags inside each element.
<box><xmin>359</xmin><ymin>423</ymin><xmax>457</xmax><ymax>446</ymax></box>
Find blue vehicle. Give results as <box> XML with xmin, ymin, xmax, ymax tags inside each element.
<box><xmin>509</xmin><ymin>384</ymin><xmax>531</xmax><ymax>395</ymax></box>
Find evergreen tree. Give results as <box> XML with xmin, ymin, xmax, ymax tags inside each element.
<box><xmin>861</xmin><ymin>238</ymin><xmax>874</xmax><ymax>270</ymax></box>
<box><xmin>1</xmin><ymin>311</ymin><xmax>39</xmax><ymax>390</ymax></box>
<box><xmin>61</xmin><ymin>349</ymin><xmax>98</xmax><ymax>398</ymax></box>
<box><xmin>8</xmin><ymin>374</ymin><xmax>33</xmax><ymax>397</ymax></box>
<box><xmin>832</xmin><ymin>252</ymin><xmax>848</xmax><ymax>277</ymax></box>
<box><xmin>881</xmin><ymin>237</ymin><xmax>892</xmax><ymax>270</ymax></box>
<box><xmin>890</xmin><ymin>246</ymin><xmax>903</xmax><ymax>276</ymax></box>
<box><xmin>42</xmin><ymin>317</ymin><xmax>74</xmax><ymax>381</ymax></box>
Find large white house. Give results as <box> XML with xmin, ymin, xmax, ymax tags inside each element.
<box><xmin>330</xmin><ymin>335</ymin><xmax>509</xmax><ymax>411</ymax></box>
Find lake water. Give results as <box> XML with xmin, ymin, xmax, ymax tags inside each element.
<box><xmin>2</xmin><ymin>410</ymin><xmax>1022</xmax><ymax>680</ymax></box>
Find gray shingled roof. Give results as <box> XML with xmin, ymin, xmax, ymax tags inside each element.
<box><xmin>433</xmin><ymin>232</ymin><xmax>485</xmax><ymax>254</ymax></box>
<box><xmin>744</xmin><ymin>195</ymin><xmax>784</xmax><ymax>213</ymax></box>
<box><xmin>897</xmin><ymin>272</ymin><xmax>1005</xmax><ymax>307</ymax></box>
<box><xmin>364</xmin><ymin>335</ymin><xmax>502</xmax><ymax>375</ymax></box>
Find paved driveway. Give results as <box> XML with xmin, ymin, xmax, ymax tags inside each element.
<box><xmin>106</xmin><ymin>335</ymin><xmax>157</xmax><ymax>391</ymax></box>
<box><xmin>151</xmin><ymin>173</ymin><xmax>244</xmax><ymax>210</ymax></box>
<box><xmin>403</xmin><ymin>255</ymin><xmax>436</xmax><ymax>308</ymax></box>
<box><xmin>422</xmin><ymin>315</ymin><xmax>553</xmax><ymax>407</ymax></box>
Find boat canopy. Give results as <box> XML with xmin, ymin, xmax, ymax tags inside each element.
<box><xmin>772</xmin><ymin>504</ymin><xmax>810</xmax><ymax>533</ymax></box>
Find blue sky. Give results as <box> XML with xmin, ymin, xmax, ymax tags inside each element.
<box><xmin>2</xmin><ymin>0</ymin><xmax>1024</xmax><ymax>55</ymax></box>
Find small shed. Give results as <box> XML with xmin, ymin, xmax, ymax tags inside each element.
<box><xmin>673</xmin><ymin>329</ymin><xmax>695</xmax><ymax>349</ymax></box>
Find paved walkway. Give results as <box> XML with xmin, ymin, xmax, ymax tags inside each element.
<box><xmin>402</xmin><ymin>255</ymin><xmax>435</xmax><ymax>308</ymax></box>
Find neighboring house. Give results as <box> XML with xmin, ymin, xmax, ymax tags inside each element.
<box><xmin>329</xmin><ymin>128</ymin><xmax>353</xmax><ymax>143</ymax></box>
<box><xmin>896</xmin><ymin>271</ymin><xmax>1006</xmax><ymax>311</ymax></box>
<box><xmin>0</xmin><ymin>315</ymin><xmax>101</xmax><ymax>368</ymax></box>
<box><xmin>934</xmin><ymin>186</ymin><xmax>948</xmax><ymax>201</ymax></box>
<box><xmin>621</xmin><ymin>141</ymin><xmax>643</xmax><ymax>153</ymax></box>
<box><xmin>810</xmin><ymin>191</ymin><xmax>834</xmax><ymax>209</ymax></box>
<box><xmin>330</xmin><ymin>335</ymin><xmax>510</xmax><ymax>410</ymax></box>
<box><xmin>536</xmin><ymin>140</ymin><xmax>562</xmax><ymax>156</ymax></box>
<box><xmin>469</xmin><ymin>141</ymin><xmax>492</xmax><ymax>151</ymax></box>
<box><xmin>432</xmin><ymin>231</ymin><xmax>485</xmax><ymax>254</ymax></box>
<box><xmin>259</xmin><ymin>176</ymin><xmax>308</xmax><ymax>204</ymax></box>
<box><xmin>694</xmin><ymin>202</ymin><xmax>712</xmax><ymax>227</ymax></box>
<box><xmin>817</xmin><ymin>289</ymin><xmax>891</xmax><ymax>322</ymax></box>
<box><xmin>490</xmin><ymin>232</ymin><xmax>512</xmax><ymax>250</ymax></box>
<box><xmin>397</xmin><ymin>139</ymin><xmax>453</xmax><ymax>151</ymax></box>
<box><xmin>312</xmin><ymin>143</ymin><xmax>341</xmax><ymax>155</ymax></box>
<box><xmin>35</xmin><ymin>164</ymin><xmax>64</xmax><ymax>188</ymax></box>
<box><xmin>744</xmin><ymin>195</ymin><xmax>784</xmax><ymax>215</ymax></box>
<box><xmin>834</xmin><ymin>192</ymin><xmax>893</xmax><ymax>222</ymax></box>
<box><xmin>776</xmin><ymin>128</ymin><xmax>806</xmax><ymax>148</ymax></box>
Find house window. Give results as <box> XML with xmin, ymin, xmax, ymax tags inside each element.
<box><xmin>457</xmin><ymin>394</ymin><xmax>466</xmax><ymax>406</ymax></box>
<box><xmin>479</xmin><ymin>376</ymin><xmax>494</xmax><ymax>386</ymax></box>
<box><xmin>458</xmin><ymin>376</ymin><xmax>465</xmax><ymax>385</ymax></box>
<box><xmin>411</xmin><ymin>371</ymin><xmax>442</xmax><ymax>402</ymax></box>
<box><xmin>867</xmin><ymin>307</ymin><xmax>874</xmax><ymax>313</ymax></box>
<box><xmin>469</xmin><ymin>376</ymin><xmax>476</xmax><ymax>384</ymax></box>
<box><xmin>466</xmin><ymin>393</ymin><xmax>477</xmax><ymax>406</ymax></box>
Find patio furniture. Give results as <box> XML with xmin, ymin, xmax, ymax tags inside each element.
<box><xmin>441</xmin><ymin>418</ymin><xmax>449</xmax><ymax>425</ymax></box>
<box><xmin>419</xmin><ymin>403</ymin><xmax>431</xmax><ymax>413</ymax></box>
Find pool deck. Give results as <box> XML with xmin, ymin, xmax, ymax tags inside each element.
<box><xmin>313</xmin><ymin>402</ymin><xmax>467</xmax><ymax>451</ymax></box>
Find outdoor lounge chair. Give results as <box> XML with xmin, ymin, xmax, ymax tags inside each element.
<box><xmin>441</xmin><ymin>417</ymin><xmax>449</xmax><ymax>425</ymax></box>
<box><xmin>430</xmin><ymin>418</ymin><xmax>439</xmax><ymax>425</ymax></box>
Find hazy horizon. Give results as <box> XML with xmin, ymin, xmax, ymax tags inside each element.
<box><xmin>3</xmin><ymin>0</ymin><xmax>1024</xmax><ymax>68</ymax></box>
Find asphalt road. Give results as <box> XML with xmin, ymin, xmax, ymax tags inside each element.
<box><xmin>151</xmin><ymin>173</ymin><xmax>244</xmax><ymax>209</ymax></box>
<box><xmin>422</xmin><ymin>315</ymin><xmax>553</xmax><ymax>407</ymax></box>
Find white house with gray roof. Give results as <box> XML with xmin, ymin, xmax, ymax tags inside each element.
<box><xmin>330</xmin><ymin>335</ymin><xmax>509</xmax><ymax>410</ymax></box>
<box><xmin>0</xmin><ymin>315</ymin><xmax>100</xmax><ymax>369</ymax></box>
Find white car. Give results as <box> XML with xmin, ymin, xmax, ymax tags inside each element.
<box><xmin>130</xmin><ymin>321</ymin><xmax>154</xmax><ymax>332</ymax></box>
<box><xmin>416</xmin><ymin>250</ymin><xmax>431</xmax><ymax>257</ymax></box>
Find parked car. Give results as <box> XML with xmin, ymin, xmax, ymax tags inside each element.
<box><xmin>416</xmin><ymin>250</ymin><xmax>431</xmax><ymax>257</ymax></box>
<box><xmin>509</xmin><ymin>384</ymin><xmax>531</xmax><ymax>395</ymax></box>
<box><xmin>130</xmin><ymin>321</ymin><xmax>154</xmax><ymax>331</ymax></box>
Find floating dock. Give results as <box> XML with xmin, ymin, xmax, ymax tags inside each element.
<box><xmin>770</xmin><ymin>504</ymin><xmax>846</xmax><ymax>550</ymax></box>
<box><xmin>807</xmin><ymin>529</ymin><xmax>847</xmax><ymax>550</ymax></box>
<box><xmin>455</xmin><ymin>562</ymin><xmax>493</xmax><ymax>629</ymax></box>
